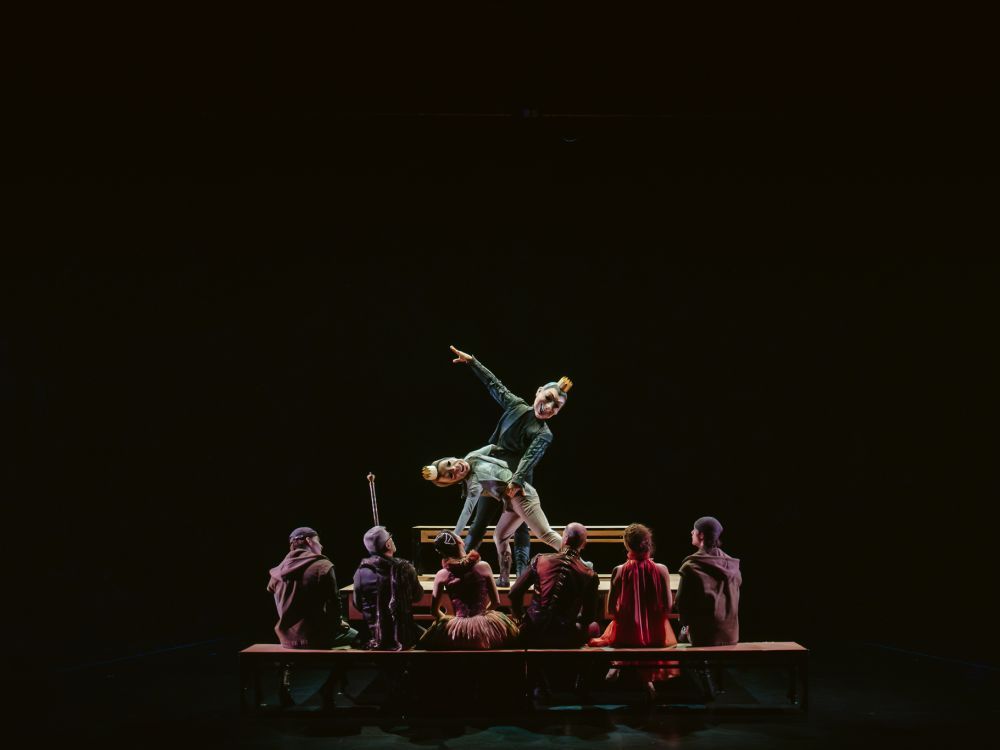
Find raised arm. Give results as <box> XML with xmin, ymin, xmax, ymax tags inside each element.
<box><xmin>450</xmin><ymin>345</ymin><xmax>523</xmax><ymax>411</ymax></box>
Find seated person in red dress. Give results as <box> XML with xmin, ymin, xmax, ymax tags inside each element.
<box><xmin>589</xmin><ymin>523</ymin><xmax>678</xmax><ymax>685</ymax></box>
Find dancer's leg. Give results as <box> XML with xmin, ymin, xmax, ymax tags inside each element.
<box><xmin>493</xmin><ymin>509</ymin><xmax>521</xmax><ymax>586</ymax></box>
<box><xmin>513</xmin><ymin>523</ymin><xmax>531</xmax><ymax>575</ymax></box>
<box><xmin>512</xmin><ymin>484</ymin><xmax>563</xmax><ymax>550</ymax></box>
<box><xmin>464</xmin><ymin>495</ymin><xmax>499</xmax><ymax>551</ymax></box>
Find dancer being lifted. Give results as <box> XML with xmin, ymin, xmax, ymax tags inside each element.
<box><xmin>422</xmin><ymin>446</ymin><xmax>564</xmax><ymax>585</ymax></box>
<box><xmin>444</xmin><ymin>344</ymin><xmax>572</xmax><ymax>585</ymax></box>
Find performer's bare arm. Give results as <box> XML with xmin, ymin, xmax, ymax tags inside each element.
<box><xmin>657</xmin><ymin>562</ymin><xmax>674</xmax><ymax>613</ymax></box>
<box><xmin>607</xmin><ymin>565</ymin><xmax>623</xmax><ymax>617</ymax></box>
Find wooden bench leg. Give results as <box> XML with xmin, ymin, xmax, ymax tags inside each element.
<box><xmin>239</xmin><ymin>656</ymin><xmax>264</xmax><ymax>715</ymax></box>
<box><xmin>239</xmin><ymin>656</ymin><xmax>250</xmax><ymax>715</ymax></box>
<box><xmin>787</xmin><ymin>655</ymin><xmax>808</xmax><ymax>710</ymax></box>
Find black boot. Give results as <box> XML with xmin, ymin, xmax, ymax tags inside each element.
<box><xmin>498</xmin><ymin>550</ymin><xmax>513</xmax><ymax>588</ymax></box>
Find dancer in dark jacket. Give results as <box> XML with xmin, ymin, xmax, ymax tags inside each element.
<box><xmin>447</xmin><ymin>345</ymin><xmax>572</xmax><ymax>585</ymax></box>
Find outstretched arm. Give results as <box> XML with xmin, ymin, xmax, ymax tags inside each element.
<box><xmin>450</xmin><ymin>345</ymin><xmax>523</xmax><ymax>411</ymax></box>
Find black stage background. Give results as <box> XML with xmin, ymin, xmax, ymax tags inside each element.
<box><xmin>4</xmin><ymin>4</ymin><xmax>998</xmax><ymax>677</ymax></box>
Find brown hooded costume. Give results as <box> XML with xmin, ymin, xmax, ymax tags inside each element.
<box><xmin>267</xmin><ymin>548</ymin><xmax>347</xmax><ymax>649</ymax></box>
<box><xmin>674</xmin><ymin>547</ymin><xmax>741</xmax><ymax>646</ymax></box>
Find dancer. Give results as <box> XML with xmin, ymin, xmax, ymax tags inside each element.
<box><xmin>447</xmin><ymin>345</ymin><xmax>572</xmax><ymax>584</ymax></box>
<box><xmin>417</xmin><ymin>531</ymin><xmax>518</xmax><ymax>649</ymax></box>
<box><xmin>422</xmin><ymin>448</ymin><xmax>564</xmax><ymax>586</ymax></box>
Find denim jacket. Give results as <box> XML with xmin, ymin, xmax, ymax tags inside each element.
<box><xmin>451</xmin><ymin>445</ymin><xmax>514</xmax><ymax>536</ymax></box>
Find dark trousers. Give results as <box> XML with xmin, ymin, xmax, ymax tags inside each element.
<box><xmin>463</xmin><ymin>495</ymin><xmax>531</xmax><ymax>573</ymax></box>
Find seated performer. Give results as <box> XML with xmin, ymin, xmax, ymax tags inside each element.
<box><xmin>417</xmin><ymin>531</ymin><xmax>519</xmax><ymax>649</ymax></box>
<box><xmin>510</xmin><ymin>522</ymin><xmax>600</xmax><ymax>648</ymax></box>
<box><xmin>352</xmin><ymin>525</ymin><xmax>424</xmax><ymax>650</ymax></box>
<box><xmin>267</xmin><ymin>526</ymin><xmax>358</xmax><ymax>706</ymax></box>
<box><xmin>422</xmin><ymin>447</ymin><xmax>563</xmax><ymax>587</ymax></box>
<box><xmin>448</xmin><ymin>345</ymin><xmax>573</xmax><ymax>585</ymax></box>
<box><xmin>589</xmin><ymin>523</ymin><xmax>678</xmax><ymax>686</ymax></box>
<box><xmin>675</xmin><ymin>516</ymin><xmax>741</xmax><ymax>646</ymax></box>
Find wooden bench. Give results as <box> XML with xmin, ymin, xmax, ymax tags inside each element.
<box><xmin>240</xmin><ymin>641</ymin><xmax>807</xmax><ymax>714</ymax></box>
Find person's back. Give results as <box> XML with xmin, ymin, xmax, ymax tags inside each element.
<box><xmin>589</xmin><ymin>523</ymin><xmax>676</xmax><ymax>648</ymax></box>
<box><xmin>352</xmin><ymin>525</ymin><xmax>422</xmax><ymax>650</ymax></box>
<box><xmin>512</xmin><ymin>523</ymin><xmax>599</xmax><ymax>648</ymax></box>
<box><xmin>675</xmin><ymin>516</ymin><xmax>741</xmax><ymax>646</ymax></box>
<box><xmin>353</xmin><ymin>553</ymin><xmax>422</xmax><ymax>650</ymax></box>
<box><xmin>268</xmin><ymin>527</ymin><xmax>352</xmax><ymax>649</ymax></box>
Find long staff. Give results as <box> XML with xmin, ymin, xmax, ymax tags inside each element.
<box><xmin>367</xmin><ymin>472</ymin><xmax>380</xmax><ymax>526</ymax></box>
